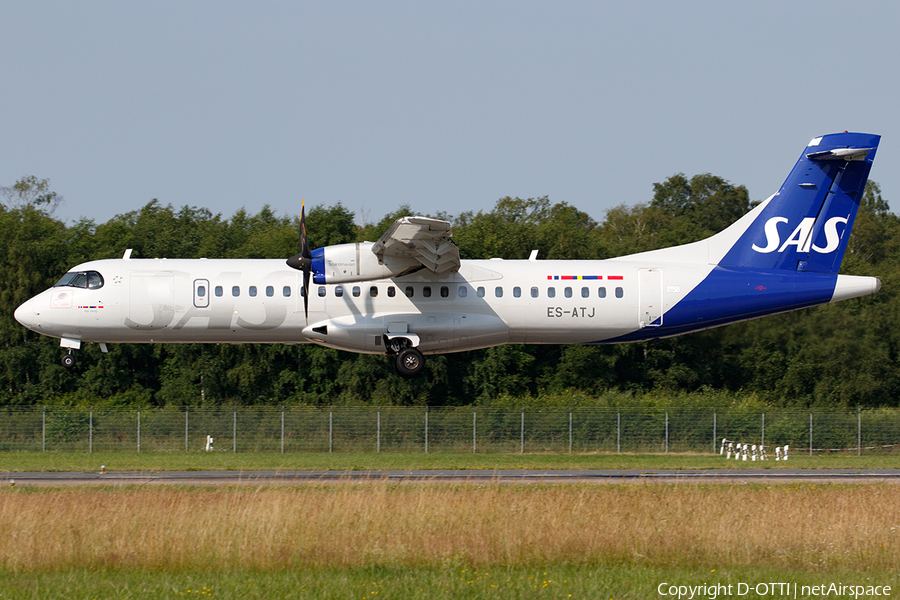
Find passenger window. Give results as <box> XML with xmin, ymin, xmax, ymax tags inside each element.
<box><xmin>388</xmin><ymin>286</ymin><xmax>396</xmax><ymax>297</ymax></box>
<box><xmin>564</xmin><ymin>287</ymin><xmax>572</xmax><ymax>298</ymax></box>
<box><xmin>249</xmin><ymin>286</ymin><xmax>257</xmax><ymax>297</ymax></box>
<box><xmin>266</xmin><ymin>286</ymin><xmax>274</xmax><ymax>297</ymax></box>
<box><xmin>369</xmin><ymin>286</ymin><xmax>378</xmax><ymax>297</ymax></box>
<box><xmin>513</xmin><ymin>287</ymin><xmax>521</xmax><ymax>298</ymax></box>
<box><xmin>283</xmin><ymin>286</ymin><xmax>291</xmax><ymax>297</ymax></box>
<box><xmin>615</xmin><ymin>287</ymin><xmax>624</xmax><ymax>298</ymax></box>
<box><xmin>423</xmin><ymin>286</ymin><xmax>432</xmax><ymax>298</ymax></box>
<box><xmin>477</xmin><ymin>287</ymin><xmax>485</xmax><ymax>298</ymax></box>
<box><xmin>405</xmin><ymin>286</ymin><xmax>414</xmax><ymax>298</ymax></box>
<box><xmin>459</xmin><ymin>286</ymin><xmax>468</xmax><ymax>298</ymax></box>
<box><xmin>215</xmin><ymin>286</ymin><xmax>223</xmax><ymax>297</ymax></box>
<box><xmin>531</xmin><ymin>287</ymin><xmax>539</xmax><ymax>298</ymax></box>
<box><xmin>335</xmin><ymin>286</ymin><xmax>344</xmax><ymax>297</ymax></box>
<box><xmin>318</xmin><ymin>287</ymin><xmax>326</xmax><ymax>297</ymax></box>
<box><xmin>352</xmin><ymin>286</ymin><xmax>361</xmax><ymax>297</ymax></box>
<box><xmin>548</xmin><ymin>288</ymin><xmax>556</xmax><ymax>299</ymax></box>
<box><xmin>197</xmin><ymin>285</ymin><xmax>206</xmax><ymax>297</ymax></box>
<box><xmin>581</xmin><ymin>287</ymin><xmax>589</xmax><ymax>298</ymax></box>
<box><xmin>495</xmin><ymin>287</ymin><xmax>503</xmax><ymax>298</ymax></box>
<box><xmin>232</xmin><ymin>286</ymin><xmax>240</xmax><ymax>297</ymax></box>
<box><xmin>440</xmin><ymin>286</ymin><xmax>449</xmax><ymax>298</ymax></box>
<box><xmin>598</xmin><ymin>287</ymin><xmax>606</xmax><ymax>298</ymax></box>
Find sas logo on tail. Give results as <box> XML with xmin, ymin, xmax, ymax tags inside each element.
<box><xmin>751</xmin><ymin>216</ymin><xmax>847</xmax><ymax>254</ymax></box>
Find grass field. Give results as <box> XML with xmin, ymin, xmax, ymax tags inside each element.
<box><xmin>0</xmin><ymin>450</ymin><xmax>897</xmax><ymax>472</ymax></box>
<box><xmin>1</xmin><ymin>453</ymin><xmax>898</xmax><ymax>598</ymax></box>
<box><xmin>3</xmin><ymin>565</ymin><xmax>897</xmax><ymax>599</ymax></box>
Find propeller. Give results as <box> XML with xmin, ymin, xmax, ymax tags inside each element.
<box><xmin>286</xmin><ymin>199</ymin><xmax>312</xmax><ymax>322</ymax></box>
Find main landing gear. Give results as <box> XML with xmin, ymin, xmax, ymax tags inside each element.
<box><xmin>387</xmin><ymin>337</ymin><xmax>425</xmax><ymax>379</ymax></box>
<box><xmin>61</xmin><ymin>349</ymin><xmax>76</xmax><ymax>369</ymax></box>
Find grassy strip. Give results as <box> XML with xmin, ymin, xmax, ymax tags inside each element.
<box><xmin>2</xmin><ymin>484</ymin><xmax>899</xmax><ymax>598</ymax></box>
<box><xmin>0</xmin><ymin>451</ymin><xmax>898</xmax><ymax>473</ymax></box>
<box><xmin>1</xmin><ymin>566</ymin><xmax>898</xmax><ymax>599</ymax></box>
<box><xmin>2</xmin><ymin>484</ymin><xmax>899</xmax><ymax>572</ymax></box>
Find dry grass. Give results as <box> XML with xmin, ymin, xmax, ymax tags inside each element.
<box><xmin>1</xmin><ymin>483</ymin><xmax>898</xmax><ymax>573</ymax></box>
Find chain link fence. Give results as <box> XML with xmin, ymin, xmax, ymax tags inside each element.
<box><xmin>0</xmin><ymin>406</ymin><xmax>898</xmax><ymax>455</ymax></box>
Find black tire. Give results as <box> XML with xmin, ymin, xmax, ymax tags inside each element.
<box><xmin>395</xmin><ymin>347</ymin><xmax>424</xmax><ymax>378</ymax></box>
<box><xmin>61</xmin><ymin>354</ymin><xmax>76</xmax><ymax>369</ymax></box>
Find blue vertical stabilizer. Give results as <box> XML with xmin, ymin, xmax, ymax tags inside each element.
<box><xmin>719</xmin><ymin>132</ymin><xmax>879</xmax><ymax>273</ymax></box>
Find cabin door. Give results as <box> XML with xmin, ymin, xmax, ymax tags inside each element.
<box><xmin>638</xmin><ymin>269</ymin><xmax>663</xmax><ymax>328</ymax></box>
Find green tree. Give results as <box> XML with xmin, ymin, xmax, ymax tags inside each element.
<box><xmin>0</xmin><ymin>175</ymin><xmax>63</xmax><ymax>213</ymax></box>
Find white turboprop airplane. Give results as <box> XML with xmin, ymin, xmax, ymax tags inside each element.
<box><xmin>15</xmin><ymin>132</ymin><xmax>882</xmax><ymax>378</ymax></box>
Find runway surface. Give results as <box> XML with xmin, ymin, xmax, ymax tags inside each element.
<box><xmin>5</xmin><ymin>469</ymin><xmax>900</xmax><ymax>486</ymax></box>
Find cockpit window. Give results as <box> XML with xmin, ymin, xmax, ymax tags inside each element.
<box><xmin>54</xmin><ymin>270</ymin><xmax>104</xmax><ymax>290</ymax></box>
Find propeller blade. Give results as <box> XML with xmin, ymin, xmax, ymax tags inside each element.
<box><xmin>284</xmin><ymin>200</ymin><xmax>313</xmax><ymax>322</ymax></box>
<box><xmin>302</xmin><ymin>265</ymin><xmax>310</xmax><ymax>323</ymax></box>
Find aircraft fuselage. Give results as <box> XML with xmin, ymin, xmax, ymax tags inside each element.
<box><xmin>13</xmin><ymin>253</ymin><xmax>877</xmax><ymax>356</ymax></box>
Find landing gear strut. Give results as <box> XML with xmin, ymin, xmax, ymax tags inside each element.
<box><xmin>61</xmin><ymin>349</ymin><xmax>76</xmax><ymax>369</ymax></box>
<box><xmin>387</xmin><ymin>337</ymin><xmax>425</xmax><ymax>378</ymax></box>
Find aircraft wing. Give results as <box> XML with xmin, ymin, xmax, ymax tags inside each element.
<box><xmin>371</xmin><ymin>216</ymin><xmax>460</xmax><ymax>274</ymax></box>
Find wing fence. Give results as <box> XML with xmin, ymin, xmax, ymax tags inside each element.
<box><xmin>0</xmin><ymin>406</ymin><xmax>898</xmax><ymax>455</ymax></box>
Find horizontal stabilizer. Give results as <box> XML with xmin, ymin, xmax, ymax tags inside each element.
<box><xmin>807</xmin><ymin>147</ymin><xmax>874</xmax><ymax>161</ymax></box>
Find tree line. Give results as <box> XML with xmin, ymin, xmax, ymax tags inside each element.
<box><xmin>1</xmin><ymin>174</ymin><xmax>897</xmax><ymax>408</ymax></box>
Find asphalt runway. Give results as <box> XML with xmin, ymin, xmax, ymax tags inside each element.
<box><xmin>5</xmin><ymin>469</ymin><xmax>900</xmax><ymax>486</ymax></box>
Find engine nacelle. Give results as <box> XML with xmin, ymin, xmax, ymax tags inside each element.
<box><xmin>311</xmin><ymin>242</ymin><xmax>422</xmax><ymax>284</ymax></box>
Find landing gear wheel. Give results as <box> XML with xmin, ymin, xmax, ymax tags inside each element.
<box><xmin>61</xmin><ymin>353</ymin><xmax>76</xmax><ymax>369</ymax></box>
<box><xmin>395</xmin><ymin>347</ymin><xmax>425</xmax><ymax>379</ymax></box>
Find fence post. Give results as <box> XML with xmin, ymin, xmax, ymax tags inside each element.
<box><xmin>42</xmin><ymin>406</ymin><xmax>46</xmax><ymax>452</ymax></box>
<box><xmin>665</xmin><ymin>410</ymin><xmax>669</xmax><ymax>454</ymax></box>
<box><xmin>520</xmin><ymin>407</ymin><xmax>524</xmax><ymax>454</ymax></box>
<box><xmin>858</xmin><ymin>406</ymin><xmax>861</xmax><ymax>457</ymax></box>
<box><xmin>233</xmin><ymin>409</ymin><xmax>237</xmax><ymax>453</ymax></box>
<box><xmin>569</xmin><ymin>411</ymin><xmax>572</xmax><ymax>454</ymax></box>
<box><xmin>617</xmin><ymin>409</ymin><xmax>620</xmax><ymax>454</ymax></box>
<box><xmin>89</xmin><ymin>406</ymin><xmax>93</xmax><ymax>453</ymax></box>
<box><xmin>185</xmin><ymin>406</ymin><xmax>189</xmax><ymax>452</ymax></box>
<box><xmin>424</xmin><ymin>407</ymin><xmax>429</xmax><ymax>454</ymax></box>
<box><xmin>329</xmin><ymin>407</ymin><xmax>333</xmax><ymax>453</ymax></box>
<box><xmin>281</xmin><ymin>406</ymin><xmax>285</xmax><ymax>454</ymax></box>
<box><xmin>809</xmin><ymin>412</ymin><xmax>813</xmax><ymax>457</ymax></box>
<box><xmin>137</xmin><ymin>406</ymin><xmax>141</xmax><ymax>452</ymax></box>
<box><xmin>761</xmin><ymin>412</ymin><xmax>765</xmax><ymax>448</ymax></box>
<box><xmin>377</xmin><ymin>407</ymin><xmax>381</xmax><ymax>453</ymax></box>
<box><xmin>473</xmin><ymin>410</ymin><xmax>476</xmax><ymax>454</ymax></box>
<box><xmin>712</xmin><ymin>410</ymin><xmax>717</xmax><ymax>454</ymax></box>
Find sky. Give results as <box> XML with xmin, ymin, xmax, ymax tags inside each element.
<box><xmin>2</xmin><ymin>1</ymin><xmax>898</xmax><ymax>235</ymax></box>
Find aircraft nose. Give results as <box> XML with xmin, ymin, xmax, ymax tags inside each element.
<box><xmin>14</xmin><ymin>299</ymin><xmax>35</xmax><ymax>329</ymax></box>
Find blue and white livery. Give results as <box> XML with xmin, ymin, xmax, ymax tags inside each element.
<box><xmin>14</xmin><ymin>132</ymin><xmax>881</xmax><ymax>377</ymax></box>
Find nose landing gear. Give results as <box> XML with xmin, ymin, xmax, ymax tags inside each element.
<box><xmin>58</xmin><ymin>340</ymin><xmax>107</xmax><ymax>370</ymax></box>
